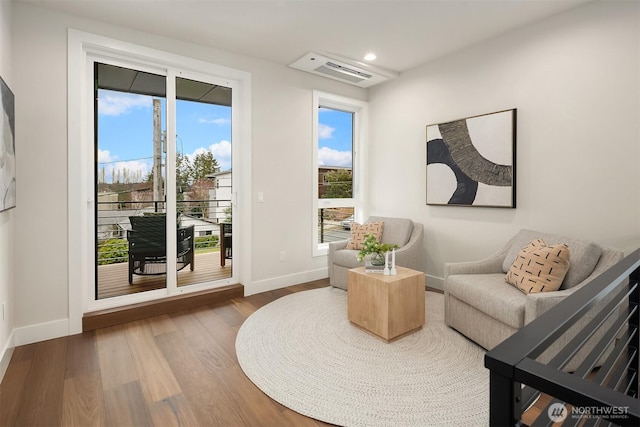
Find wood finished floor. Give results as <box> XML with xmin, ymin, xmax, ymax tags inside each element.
<box><xmin>1</xmin><ymin>280</ymin><xmax>545</xmax><ymax>427</ymax></box>
<box><xmin>1</xmin><ymin>280</ymin><xmax>331</xmax><ymax>427</ymax></box>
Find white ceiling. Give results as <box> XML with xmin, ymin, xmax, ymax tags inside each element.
<box><xmin>20</xmin><ymin>0</ymin><xmax>593</xmax><ymax>73</ymax></box>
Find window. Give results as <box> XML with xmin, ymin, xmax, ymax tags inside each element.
<box><xmin>68</xmin><ymin>30</ymin><xmax>251</xmax><ymax>325</ymax></box>
<box><xmin>312</xmin><ymin>91</ymin><xmax>368</xmax><ymax>256</ymax></box>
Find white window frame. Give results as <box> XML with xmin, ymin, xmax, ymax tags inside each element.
<box><xmin>312</xmin><ymin>91</ymin><xmax>368</xmax><ymax>257</ymax></box>
<box><xmin>67</xmin><ymin>29</ymin><xmax>252</xmax><ymax>334</ymax></box>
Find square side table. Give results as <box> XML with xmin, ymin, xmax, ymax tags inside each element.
<box><xmin>347</xmin><ymin>266</ymin><xmax>425</xmax><ymax>342</ymax></box>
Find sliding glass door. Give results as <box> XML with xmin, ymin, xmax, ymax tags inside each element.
<box><xmin>94</xmin><ymin>61</ymin><xmax>233</xmax><ymax>301</ymax></box>
<box><xmin>174</xmin><ymin>76</ymin><xmax>233</xmax><ymax>289</ymax></box>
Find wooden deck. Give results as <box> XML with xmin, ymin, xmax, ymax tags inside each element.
<box><xmin>97</xmin><ymin>251</ymin><xmax>232</xmax><ymax>299</ymax></box>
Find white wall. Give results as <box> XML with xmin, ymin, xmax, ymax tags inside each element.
<box><xmin>0</xmin><ymin>0</ymin><xmax>14</xmax><ymax>379</ymax></box>
<box><xmin>368</xmin><ymin>0</ymin><xmax>640</xmax><ymax>289</ymax></box>
<box><xmin>7</xmin><ymin>0</ymin><xmax>639</xmax><ymax>346</ymax></box>
<box><xmin>11</xmin><ymin>2</ymin><xmax>365</xmax><ymax>339</ymax></box>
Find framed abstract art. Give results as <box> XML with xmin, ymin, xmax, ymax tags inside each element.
<box><xmin>426</xmin><ymin>109</ymin><xmax>516</xmax><ymax>208</ymax></box>
<box><xmin>0</xmin><ymin>75</ymin><xmax>15</xmax><ymax>212</ymax></box>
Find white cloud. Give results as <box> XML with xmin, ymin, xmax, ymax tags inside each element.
<box><xmin>198</xmin><ymin>117</ymin><xmax>231</xmax><ymax>126</ymax></box>
<box><xmin>318</xmin><ymin>123</ymin><xmax>335</xmax><ymax>139</ymax></box>
<box><xmin>210</xmin><ymin>140</ymin><xmax>232</xmax><ymax>170</ymax></box>
<box><xmin>318</xmin><ymin>146</ymin><xmax>352</xmax><ymax>167</ymax></box>
<box><xmin>97</xmin><ymin>149</ymin><xmax>118</xmax><ymax>164</ymax></box>
<box><xmin>98</xmin><ymin>92</ymin><xmax>152</xmax><ymax>116</ymax></box>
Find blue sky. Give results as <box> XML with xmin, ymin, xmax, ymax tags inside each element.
<box><xmin>97</xmin><ymin>90</ymin><xmax>352</xmax><ymax>183</ymax></box>
<box><xmin>318</xmin><ymin>107</ymin><xmax>353</xmax><ymax>168</ymax></box>
<box><xmin>97</xmin><ymin>89</ymin><xmax>232</xmax><ymax>183</ymax></box>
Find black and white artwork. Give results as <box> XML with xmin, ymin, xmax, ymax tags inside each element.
<box><xmin>0</xmin><ymin>75</ymin><xmax>15</xmax><ymax>212</ymax></box>
<box><xmin>426</xmin><ymin>109</ymin><xmax>516</xmax><ymax>208</ymax></box>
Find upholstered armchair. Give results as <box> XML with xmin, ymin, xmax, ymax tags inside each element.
<box><xmin>444</xmin><ymin>229</ymin><xmax>623</xmax><ymax>369</ymax></box>
<box><xmin>328</xmin><ymin>216</ymin><xmax>424</xmax><ymax>290</ymax></box>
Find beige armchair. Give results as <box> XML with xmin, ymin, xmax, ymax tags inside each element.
<box><xmin>328</xmin><ymin>216</ymin><xmax>424</xmax><ymax>290</ymax></box>
<box><xmin>444</xmin><ymin>229</ymin><xmax>623</xmax><ymax>370</ymax></box>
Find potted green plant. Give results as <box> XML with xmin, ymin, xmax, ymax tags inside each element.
<box><xmin>357</xmin><ymin>233</ymin><xmax>398</xmax><ymax>266</ymax></box>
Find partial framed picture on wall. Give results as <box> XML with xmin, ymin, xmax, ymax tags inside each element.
<box><xmin>0</xmin><ymin>75</ymin><xmax>15</xmax><ymax>212</ymax></box>
<box><xmin>426</xmin><ymin>108</ymin><xmax>516</xmax><ymax>208</ymax></box>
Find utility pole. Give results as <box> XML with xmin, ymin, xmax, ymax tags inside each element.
<box><xmin>152</xmin><ymin>99</ymin><xmax>163</xmax><ymax>210</ymax></box>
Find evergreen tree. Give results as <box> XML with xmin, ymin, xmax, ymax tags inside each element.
<box><xmin>191</xmin><ymin>151</ymin><xmax>220</xmax><ymax>182</ymax></box>
<box><xmin>176</xmin><ymin>152</ymin><xmax>191</xmax><ymax>193</ymax></box>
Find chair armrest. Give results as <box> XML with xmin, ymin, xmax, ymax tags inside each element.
<box><xmin>177</xmin><ymin>225</ymin><xmax>195</xmax><ymax>255</ymax></box>
<box><xmin>327</xmin><ymin>240</ymin><xmax>349</xmax><ymax>266</ymax></box>
<box><xmin>523</xmin><ymin>252</ymin><xmax>623</xmax><ymax>324</ymax></box>
<box><xmin>444</xmin><ymin>249</ymin><xmax>506</xmax><ymax>280</ymax></box>
<box><xmin>328</xmin><ymin>239</ymin><xmax>349</xmax><ymax>253</ymax></box>
<box><xmin>524</xmin><ymin>287</ymin><xmax>576</xmax><ymax>324</ymax></box>
<box><xmin>178</xmin><ymin>224</ymin><xmax>194</xmax><ymax>238</ymax></box>
<box><xmin>394</xmin><ymin>223</ymin><xmax>424</xmax><ymax>271</ymax></box>
<box><xmin>328</xmin><ymin>240</ymin><xmax>349</xmax><ymax>285</ymax></box>
<box><xmin>127</xmin><ymin>229</ymin><xmax>134</xmax><ymax>249</ymax></box>
<box><xmin>395</xmin><ymin>222</ymin><xmax>422</xmax><ymax>256</ymax></box>
<box><xmin>328</xmin><ymin>240</ymin><xmax>349</xmax><ymax>267</ymax></box>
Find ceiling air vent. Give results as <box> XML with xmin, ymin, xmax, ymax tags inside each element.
<box><xmin>289</xmin><ymin>52</ymin><xmax>398</xmax><ymax>88</ymax></box>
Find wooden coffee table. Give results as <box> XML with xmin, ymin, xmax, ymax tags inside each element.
<box><xmin>347</xmin><ymin>266</ymin><xmax>425</xmax><ymax>342</ymax></box>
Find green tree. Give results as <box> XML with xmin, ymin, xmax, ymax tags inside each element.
<box><xmin>144</xmin><ymin>151</ymin><xmax>220</xmax><ymax>205</ymax></box>
<box><xmin>176</xmin><ymin>153</ymin><xmax>192</xmax><ymax>197</ymax></box>
<box><xmin>322</xmin><ymin>170</ymin><xmax>352</xmax><ymax>198</ymax></box>
<box><xmin>191</xmin><ymin>151</ymin><xmax>220</xmax><ymax>182</ymax></box>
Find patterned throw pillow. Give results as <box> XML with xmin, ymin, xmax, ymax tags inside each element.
<box><xmin>505</xmin><ymin>238</ymin><xmax>571</xmax><ymax>294</ymax></box>
<box><xmin>345</xmin><ymin>222</ymin><xmax>384</xmax><ymax>250</ymax></box>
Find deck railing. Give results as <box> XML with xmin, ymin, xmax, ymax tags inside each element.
<box><xmin>485</xmin><ymin>248</ymin><xmax>640</xmax><ymax>426</ymax></box>
<box><xmin>318</xmin><ymin>208</ymin><xmax>353</xmax><ymax>244</ymax></box>
<box><xmin>97</xmin><ymin>199</ymin><xmax>231</xmax><ymax>265</ymax></box>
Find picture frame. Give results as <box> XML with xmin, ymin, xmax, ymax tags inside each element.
<box><xmin>0</xmin><ymin>75</ymin><xmax>15</xmax><ymax>212</ymax></box>
<box><xmin>426</xmin><ymin>108</ymin><xmax>516</xmax><ymax>208</ymax></box>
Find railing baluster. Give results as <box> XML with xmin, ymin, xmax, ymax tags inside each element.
<box><xmin>628</xmin><ymin>266</ymin><xmax>639</xmax><ymax>399</ymax></box>
<box><xmin>96</xmin><ymin>199</ymin><xmax>231</xmax><ymax>265</ymax></box>
<box><xmin>489</xmin><ymin>370</ymin><xmax>522</xmax><ymax>426</ymax></box>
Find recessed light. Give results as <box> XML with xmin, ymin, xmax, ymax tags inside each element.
<box><xmin>364</xmin><ymin>53</ymin><xmax>377</xmax><ymax>61</ymax></box>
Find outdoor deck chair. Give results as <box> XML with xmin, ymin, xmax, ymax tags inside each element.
<box><xmin>127</xmin><ymin>215</ymin><xmax>195</xmax><ymax>284</ymax></box>
<box><xmin>220</xmin><ymin>222</ymin><xmax>232</xmax><ymax>267</ymax></box>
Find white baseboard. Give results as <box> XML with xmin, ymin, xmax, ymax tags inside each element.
<box><xmin>0</xmin><ymin>330</ymin><xmax>15</xmax><ymax>383</ymax></box>
<box><xmin>426</xmin><ymin>274</ymin><xmax>444</xmax><ymax>291</ymax></box>
<box><xmin>13</xmin><ymin>318</ymin><xmax>70</xmax><ymax>347</ymax></box>
<box><xmin>247</xmin><ymin>267</ymin><xmax>329</xmax><ymax>296</ymax></box>
<box><xmin>4</xmin><ymin>269</ymin><xmax>330</xmax><ymax>351</ymax></box>
<box><xmin>248</xmin><ymin>269</ymin><xmax>442</xmax><ymax>295</ymax></box>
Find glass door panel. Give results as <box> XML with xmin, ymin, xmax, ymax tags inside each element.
<box><xmin>95</xmin><ymin>62</ymin><xmax>167</xmax><ymax>299</ymax></box>
<box><xmin>175</xmin><ymin>76</ymin><xmax>233</xmax><ymax>287</ymax></box>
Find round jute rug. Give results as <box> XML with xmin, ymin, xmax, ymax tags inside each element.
<box><xmin>236</xmin><ymin>287</ymin><xmax>489</xmax><ymax>427</ymax></box>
